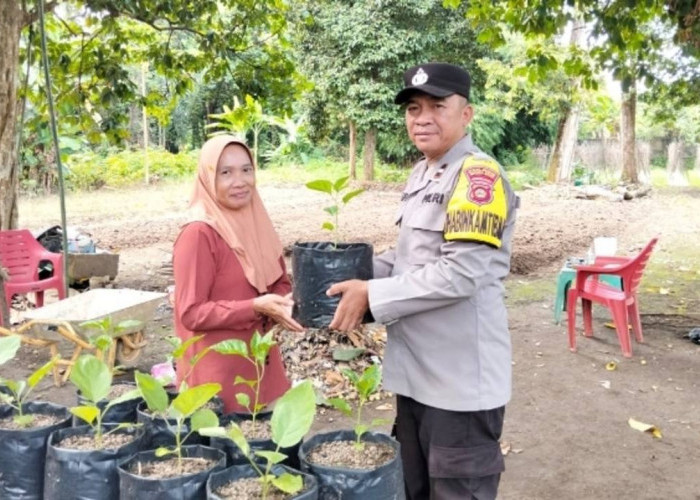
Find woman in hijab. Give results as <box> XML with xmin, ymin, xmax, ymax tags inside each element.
<box><xmin>173</xmin><ymin>135</ymin><xmax>303</xmax><ymax>413</ymax></box>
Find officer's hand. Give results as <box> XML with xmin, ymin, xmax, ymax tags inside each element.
<box><xmin>253</xmin><ymin>293</ymin><xmax>304</xmax><ymax>332</ymax></box>
<box><xmin>327</xmin><ymin>279</ymin><xmax>369</xmax><ymax>332</ymax></box>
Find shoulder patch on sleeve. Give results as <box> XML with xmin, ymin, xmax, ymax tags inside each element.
<box><xmin>444</xmin><ymin>156</ymin><xmax>508</xmax><ymax>247</ymax></box>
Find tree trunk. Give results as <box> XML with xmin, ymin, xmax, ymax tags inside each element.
<box><xmin>666</xmin><ymin>140</ymin><xmax>688</xmax><ymax>186</ymax></box>
<box><xmin>362</xmin><ymin>128</ymin><xmax>376</xmax><ymax>182</ymax></box>
<box><xmin>0</xmin><ymin>1</ymin><xmax>23</xmax><ymax>230</ymax></box>
<box><xmin>348</xmin><ymin>121</ymin><xmax>357</xmax><ymax>179</ymax></box>
<box><xmin>556</xmin><ymin>108</ymin><xmax>580</xmax><ymax>182</ymax></box>
<box><xmin>620</xmin><ymin>80</ymin><xmax>638</xmax><ymax>184</ymax></box>
<box><xmin>546</xmin><ymin>116</ymin><xmax>566</xmax><ymax>182</ymax></box>
<box><xmin>695</xmin><ymin>144</ymin><xmax>700</xmax><ymax>171</ymax></box>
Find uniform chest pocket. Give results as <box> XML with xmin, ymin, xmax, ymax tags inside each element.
<box><xmin>402</xmin><ymin>189</ymin><xmax>448</xmax><ymax>232</ymax></box>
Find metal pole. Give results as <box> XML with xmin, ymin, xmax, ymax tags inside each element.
<box><xmin>38</xmin><ymin>0</ymin><xmax>69</xmax><ymax>297</ymax></box>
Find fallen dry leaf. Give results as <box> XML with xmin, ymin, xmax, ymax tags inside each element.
<box><xmin>659</xmin><ymin>287</ymin><xmax>670</xmax><ymax>295</ymax></box>
<box><xmin>600</xmin><ymin>380</ymin><xmax>611</xmax><ymax>389</ymax></box>
<box><xmin>500</xmin><ymin>441</ymin><xmax>512</xmax><ymax>456</ymax></box>
<box><xmin>376</xmin><ymin>403</ymin><xmax>394</xmax><ymax>411</ymax></box>
<box><xmin>628</xmin><ymin>418</ymin><xmax>662</xmax><ymax>439</ymax></box>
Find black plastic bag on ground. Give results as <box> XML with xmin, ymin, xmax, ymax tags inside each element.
<box><xmin>292</xmin><ymin>242</ymin><xmax>374</xmax><ymax>328</ymax></box>
<box><xmin>299</xmin><ymin>430</ymin><xmax>405</xmax><ymax>500</ymax></box>
<box><xmin>0</xmin><ymin>401</ymin><xmax>71</xmax><ymax>500</ymax></box>
<box><xmin>44</xmin><ymin>424</ymin><xmax>146</xmax><ymax>500</ymax></box>
<box><xmin>206</xmin><ymin>463</ymin><xmax>318</xmax><ymax>499</ymax></box>
<box><xmin>209</xmin><ymin>411</ymin><xmax>302</xmax><ymax>469</ymax></box>
<box><xmin>118</xmin><ymin>445</ymin><xmax>226</xmax><ymax>500</ymax></box>
<box><xmin>136</xmin><ymin>400</ymin><xmax>208</xmax><ymax>449</ymax></box>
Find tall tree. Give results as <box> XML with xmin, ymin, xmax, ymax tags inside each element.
<box><xmin>292</xmin><ymin>0</ymin><xmax>486</xmax><ymax>179</ymax></box>
<box><xmin>0</xmin><ymin>0</ymin><xmax>299</xmax><ymax>229</ymax></box>
<box><xmin>449</xmin><ymin>0</ymin><xmax>700</xmax><ymax>184</ymax></box>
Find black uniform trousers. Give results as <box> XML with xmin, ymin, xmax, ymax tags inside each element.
<box><xmin>394</xmin><ymin>395</ymin><xmax>505</xmax><ymax>500</ymax></box>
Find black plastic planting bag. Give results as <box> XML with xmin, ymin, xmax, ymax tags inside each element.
<box><xmin>206</xmin><ymin>463</ymin><xmax>318</xmax><ymax>499</ymax></box>
<box><xmin>137</xmin><ymin>400</ymin><xmax>208</xmax><ymax>449</ymax></box>
<box><xmin>292</xmin><ymin>242</ymin><xmax>374</xmax><ymax>328</ymax></box>
<box><xmin>75</xmin><ymin>382</ymin><xmax>143</xmax><ymax>425</ymax></box>
<box><xmin>299</xmin><ymin>430</ymin><xmax>405</xmax><ymax>500</ymax></box>
<box><xmin>118</xmin><ymin>445</ymin><xmax>226</xmax><ymax>500</ymax></box>
<box><xmin>209</xmin><ymin>412</ymin><xmax>302</xmax><ymax>469</ymax></box>
<box><xmin>0</xmin><ymin>402</ymin><xmax>71</xmax><ymax>500</ymax></box>
<box><xmin>44</xmin><ymin>425</ymin><xmax>146</xmax><ymax>500</ymax></box>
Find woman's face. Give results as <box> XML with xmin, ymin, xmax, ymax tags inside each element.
<box><xmin>215</xmin><ymin>144</ymin><xmax>255</xmax><ymax>210</ymax></box>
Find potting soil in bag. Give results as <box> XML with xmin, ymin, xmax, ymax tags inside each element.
<box><xmin>299</xmin><ymin>430</ymin><xmax>405</xmax><ymax>500</ymax></box>
<box><xmin>209</xmin><ymin>412</ymin><xmax>302</xmax><ymax>469</ymax></box>
<box><xmin>206</xmin><ymin>463</ymin><xmax>318</xmax><ymax>499</ymax></box>
<box><xmin>136</xmin><ymin>400</ymin><xmax>208</xmax><ymax>449</ymax></box>
<box><xmin>118</xmin><ymin>445</ymin><xmax>226</xmax><ymax>500</ymax></box>
<box><xmin>0</xmin><ymin>402</ymin><xmax>71</xmax><ymax>500</ymax></box>
<box><xmin>44</xmin><ymin>425</ymin><xmax>146</xmax><ymax>500</ymax></box>
<box><xmin>292</xmin><ymin>242</ymin><xmax>374</xmax><ymax>328</ymax></box>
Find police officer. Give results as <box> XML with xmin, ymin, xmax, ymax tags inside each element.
<box><xmin>328</xmin><ymin>62</ymin><xmax>518</xmax><ymax>499</ymax></box>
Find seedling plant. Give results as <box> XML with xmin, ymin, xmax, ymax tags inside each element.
<box><xmin>68</xmin><ymin>354</ymin><xmax>141</xmax><ymax>447</ymax></box>
<box><xmin>0</xmin><ymin>334</ymin><xmax>59</xmax><ymax>427</ymax></box>
<box><xmin>135</xmin><ymin>370</ymin><xmax>220</xmax><ymax>473</ymax></box>
<box><xmin>80</xmin><ymin>316</ymin><xmax>143</xmax><ymax>359</ymax></box>
<box><xmin>305</xmin><ymin>175</ymin><xmax>364</xmax><ymax>248</ymax></box>
<box><xmin>325</xmin><ymin>363</ymin><xmax>390</xmax><ymax>449</ymax></box>
<box><xmin>211</xmin><ymin>330</ymin><xmax>275</xmax><ymax>423</ymax></box>
<box><xmin>200</xmin><ymin>380</ymin><xmax>316</xmax><ymax>499</ymax></box>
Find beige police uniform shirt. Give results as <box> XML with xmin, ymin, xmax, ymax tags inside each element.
<box><xmin>368</xmin><ymin>134</ymin><xmax>517</xmax><ymax>411</ymax></box>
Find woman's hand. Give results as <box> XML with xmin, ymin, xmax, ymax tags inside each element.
<box><xmin>253</xmin><ymin>293</ymin><xmax>304</xmax><ymax>332</ymax></box>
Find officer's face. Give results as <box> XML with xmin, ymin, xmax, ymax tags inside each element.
<box><xmin>215</xmin><ymin>144</ymin><xmax>255</xmax><ymax>210</ymax></box>
<box><xmin>405</xmin><ymin>93</ymin><xmax>473</xmax><ymax>162</ymax></box>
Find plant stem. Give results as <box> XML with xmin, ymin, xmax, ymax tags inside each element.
<box><xmin>175</xmin><ymin>419</ymin><xmax>183</xmax><ymax>474</ymax></box>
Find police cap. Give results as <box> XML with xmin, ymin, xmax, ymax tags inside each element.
<box><xmin>394</xmin><ymin>62</ymin><xmax>471</xmax><ymax>105</ymax></box>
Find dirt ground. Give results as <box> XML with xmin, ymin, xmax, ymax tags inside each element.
<box><xmin>7</xmin><ymin>180</ymin><xmax>700</xmax><ymax>499</ymax></box>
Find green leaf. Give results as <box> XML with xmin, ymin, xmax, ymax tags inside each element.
<box><xmin>225</xmin><ymin>421</ymin><xmax>250</xmax><ymax>457</ymax></box>
<box><xmin>355</xmin><ymin>423</ymin><xmax>369</xmax><ymax>440</ymax></box>
<box><xmin>325</xmin><ymin>397</ymin><xmax>352</xmax><ymax>416</ymax></box>
<box><xmin>70</xmin><ymin>405</ymin><xmax>100</xmax><ymax>425</ymax></box>
<box><xmin>0</xmin><ymin>335</ymin><xmax>22</xmax><ymax>365</ymax></box>
<box><xmin>356</xmin><ymin>364</ymin><xmax>381</xmax><ymax>400</ymax></box>
<box><xmin>91</xmin><ymin>335</ymin><xmax>113</xmax><ymax>352</ymax></box>
<box><xmin>236</xmin><ymin>392</ymin><xmax>251</xmax><ymax>408</ymax></box>
<box><xmin>322</xmin><ymin>222</ymin><xmax>335</xmax><ymax>232</ymax></box>
<box><xmin>80</xmin><ymin>318</ymin><xmax>111</xmax><ymax>333</ymax></box>
<box><xmin>0</xmin><ymin>392</ymin><xmax>13</xmax><ymax>404</ymax></box>
<box><xmin>172</xmin><ymin>383</ymin><xmax>221</xmax><ymax>418</ymax></box>
<box><xmin>323</xmin><ymin>205</ymin><xmax>338</xmax><ymax>216</ymax></box>
<box><xmin>135</xmin><ymin>371</ymin><xmax>169</xmax><ymax>413</ymax></box>
<box><xmin>190</xmin><ymin>408</ymin><xmax>219</xmax><ymax>431</ymax></box>
<box><xmin>234</xmin><ymin>376</ymin><xmax>256</xmax><ymax>388</ymax></box>
<box><xmin>211</xmin><ymin>339</ymin><xmax>248</xmax><ymax>357</ymax></box>
<box><xmin>254</xmin><ymin>449</ymin><xmax>287</xmax><ymax>464</ymax></box>
<box><xmin>114</xmin><ymin>320</ymin><xmax>143</xmax><ymax>333</ymax></box>
<box><xmin>272</xmin><ymin>472</ymin><xmax>303</xmax><ymax>494</ymax></box>
<box><xmin>198</xmin><ymin>426</ymin><xmax>227</xmax><ymax>439</ymax></box>
<box><xmin>154</xmin><ymin>447</ymin><xmax>174</xmax><ymax>457</ymax></box>
<box><xmin>333</xmin><ymin>176</ymin><xmax>349</xmax><ymax>192</ymax></box>
<box><xmin>172</xmin><ymin>335</ymin><xmax>205</xmax><ymax>359</ymax></box>
<box><xmin>13</xmin><ymin>414</ymin><xmax>34</xmax><ymax>427</ymax></box>
<box><xmin>189</xmin><ymin>347</ymin><xmax>211</xmax><ymax>368</ymax></box>
<box><xmin>251</xmin><ymin>330</ymin><xmax>275</xmax><ymax>364</ymax></box>
<box><xmin>341</xmin><ymin>368</ymin><xmax>360</xmax><ymax>386</ymax></box>
<box><xmin>332</xmin><ymin>347</ymin><xmax>365</xmax><ymax>361</ymax></box>
<box><xmin>305</xmin><ymin>179</ymin><xmax>333</xmax><ymax>194</ymax></box>
<box><xmin>342</xmin><ymin>189</ymin><xmax>364</xmax><ymax>204</ymax></box>
<box><xmin>271</xmin><ymin>381</ymin><xmax>316</xmax><ymax>448</ymax></box>
<box><xmin>371</xmin><ymin>418</ymin><xmax>392</xmax><ymax>427</ymax></box>
<box><xmin>106</xmin><ymin>388</ymin><xmax>141</xmax><ymax>410</ymax></box>
<box><xmin>69</xmin><ymin>355</ymin><xmax>111</xmax><ymax>403</ymax></box>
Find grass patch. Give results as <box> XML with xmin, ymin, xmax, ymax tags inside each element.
<box><xmin>505</xmin><ymin>276</ymin><xmax>555</xmax><ymax>306</ymax></box>
<box><xmin>650</xmin><ymin>167</ymin><xmax>700</xmax><ymax>188</ymax></box>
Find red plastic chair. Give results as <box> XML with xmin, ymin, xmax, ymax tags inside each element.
<box><xmin>567</xmin><ymin>237</ymin><xmax>658</xmax><ymax>358</ymax></box>
<box><xmin>0</xmin><ymin>229</ymin><xmax>66</xmax><ymax>308</ymax></box>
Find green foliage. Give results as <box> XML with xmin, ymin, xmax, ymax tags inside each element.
<box><xmin>66</xmin><ymin>149</ymin><xmax>197</xmax><ymax>190</ymax></box>
<box><xmin>305</xmin><ymin>175</ymin><xmax>364</xmax><ymax>247</ymax></box>
<box><xmin>0</xmin><ymin>336</ymin><xmax>58</xmax><ymax>427</ymax></box>
<box><xmin>210</xmin><ymin>331</ymin><xmax>276</xmax><ymax>423</ymax></box>
<box><xmin>325</xmin><ymin>364</ymin><xmax>390</xmax><ymax>449</ymax></box>
<box><xmin>135</xmin><ymin>371</ymin><xmax>220</xmax><ymax>473</ymax></box>
<box><xmin>200</xmin><ymin>380</ymin><xmax>317</xmax><ymax>499</ymax></box>
<box><xmin>68</xmin><ymin>355</ymin><xmax>141</xmax><ymax>446</ymax></box>
<box><xmin>80</xmin><ymin>316</ymin><xmax>143</xmax><ymax>357</ymax></box>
